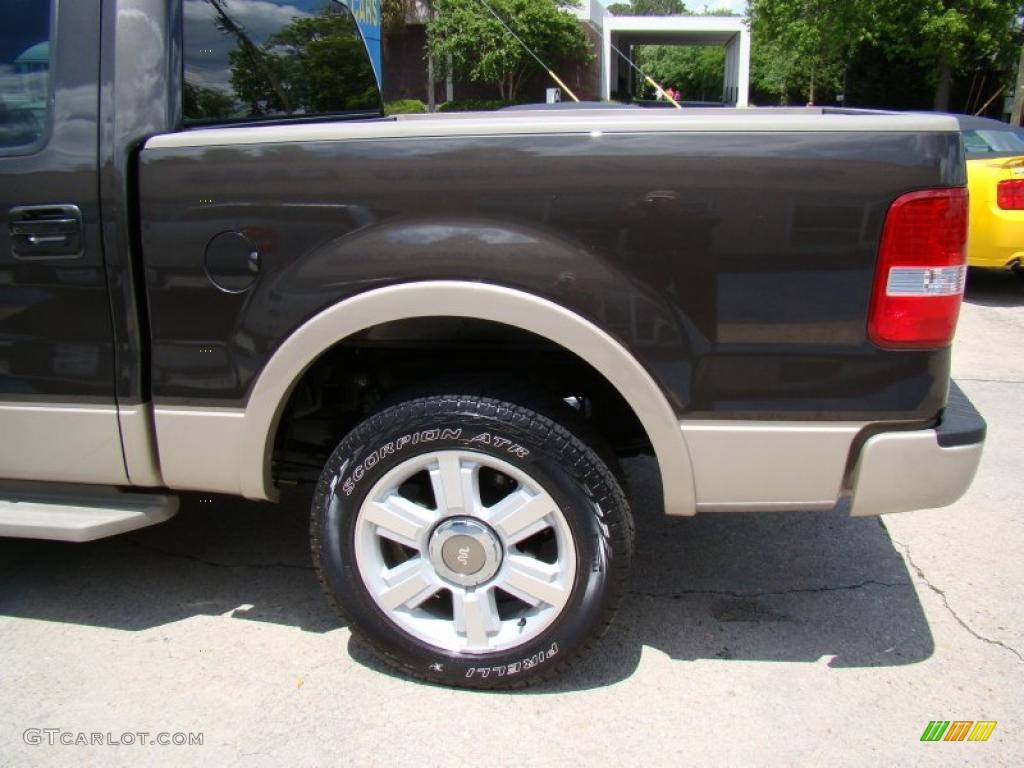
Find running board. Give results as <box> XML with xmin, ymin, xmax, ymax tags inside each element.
<box><xmin>0</xmin><ymin>483</ymin><xmax>178</xmax><ymax>542</ymax></box>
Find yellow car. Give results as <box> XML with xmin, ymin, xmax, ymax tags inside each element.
<box><xmin>957</xmin><ymin>114</ymin><xmax>1024</xmax><ymax>271</ymax></box>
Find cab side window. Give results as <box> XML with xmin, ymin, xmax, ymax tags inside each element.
<box><xmin>183</xmin><ymin>0</ymin><xmax>381</xmax><ymax>125</ymax></box>
<box><xmin>0</xmin><ymin>1</ymin><xmax>52</xmax><ymax>152</ymax></box>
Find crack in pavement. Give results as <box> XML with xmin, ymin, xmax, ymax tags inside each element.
<box><xmin>882</xmin><ymin>520</ymin><xmax>1024</xmax><ymax>664</ymax></box>
<box><xmin>954</xmin><ymin>376</ymin><xmax>1024</xmax><ymax>385</ymax></box>
<box><xmin>631</xmin><ymin>579</ymin><xmax>910</xmax><ymax>600</ymax></box>
<box><xmin>126</xmin><ymin>540</ymin><xmax>314</xmax><ymax>572</ymax></box>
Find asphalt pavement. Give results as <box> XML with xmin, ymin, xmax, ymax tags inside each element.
<box><xmin>1</xmin><ymin>269</ymin><xmax>1022</xmax><ymax>767</ymax></box>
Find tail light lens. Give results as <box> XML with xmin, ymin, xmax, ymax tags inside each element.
<box><xmin>868</xmin><ymin>188</ymin><xmax>968</xmax><ymax>349</ymax></box>
<box><xmin>997</xmin><ymin>179</ymin><xmax>1024</xmax><ymax>210</ymax></box>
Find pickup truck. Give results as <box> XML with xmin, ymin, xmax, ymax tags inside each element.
<box><xmin>0</xmin><ymin>0</ymin><xmax>986</xmax><ymax>688</ymax></box>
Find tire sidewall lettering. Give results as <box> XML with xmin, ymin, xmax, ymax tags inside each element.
<box><xmin>340</xmin><ymin>429</ymin><xmax>532</xmax><ymax>498</ymax></box>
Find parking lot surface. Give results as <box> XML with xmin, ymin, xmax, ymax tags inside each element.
<box><xmin>1</xmin><ymin>270</ymin><xmax>1022</xmax><ymax>767</ymax></box>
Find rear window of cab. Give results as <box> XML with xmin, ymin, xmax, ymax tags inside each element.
<box><xmin>183</xmin><ymin>0</ymin><xmax>381</xmax><ymax>126</ymax></box>
<box><xmin>963</xmin><ymin>129</ymin><xmax>1024</xmax><ymax>155</ymax></box>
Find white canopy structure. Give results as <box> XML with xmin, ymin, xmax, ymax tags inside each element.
<box><xmin>573</xmin><ymin>4</ymin><xmax>751</xmax><ymax>106</ymax></box>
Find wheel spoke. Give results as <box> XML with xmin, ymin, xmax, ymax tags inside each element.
<box><xmin>485</xmin><ymin>489</ymin><xmax>555</xmax><ymax>545</ymax></box>
<box><xmin>429</xmin><ymin>454</ymin><xmax>480</xmax><ymax>516</ymax></box>
<box><xmin>378</xmin><ymin>558</ymin><xmax>438</xmax><ymax>610</ymax></box>
<box><xmin>497</xmin><ymin>554</ymin><xmax>568</xmax><ymax>608</ymax></box>
<box><xmin>452</xmin><ymin>588</ymin><xmax>500</xmax><ymax>647</ymax></box>
<box><xmin>363</xmin><ymin>495</ymin><xmax>435</xmax><ymax>549</ymax></box>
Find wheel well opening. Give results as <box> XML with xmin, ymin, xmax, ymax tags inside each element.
<box><xmin>270</xmin><ymin>317</ymin><xmax>652</xmax><ymax>485</ymax></box>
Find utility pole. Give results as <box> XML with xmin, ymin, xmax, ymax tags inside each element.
<box><xmin>426</xmin><ymin>2</ymin><xmax>436</xmax><ymax>112</ymax></box>
<box><xmin>1012</xmin><ymin>43</ymin><xmax>1024</xmax><ymax>125</ymax></box>
<box><xmin>427</xmin><ymin>54</ymin><xmax>436</xmax><ymax>112</ymax></box>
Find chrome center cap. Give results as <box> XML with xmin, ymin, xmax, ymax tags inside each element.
<box><xmin>428</xmin><ymin>518</ymin><xmax>502</xmax><ymax>587</ymax></box>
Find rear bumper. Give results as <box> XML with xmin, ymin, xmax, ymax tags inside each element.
<box><xmin>849</xmin><ymin>382</ymin><xmax>986</xmax><ymax>517</ymax></box>
<box><xmin>967</xmin><ymin>205</ymin><xmax>1024</xmax><ymax>268</ymax></box>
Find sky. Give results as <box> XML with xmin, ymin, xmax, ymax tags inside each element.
<box><xmin>706</xmin><ymin>0</ymin><xmax>747</xmax><ymax>12</ymax></box>
<box><xmin>692</xmin><ymin>0</ymin><xmax>747</xmax><ymax>12</ymax></box>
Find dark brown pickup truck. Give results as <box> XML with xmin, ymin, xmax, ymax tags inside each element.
<box><xmin>0</xmin><ymin>0</ymin><xmax>984</xmax><ymax>687</ymax></box>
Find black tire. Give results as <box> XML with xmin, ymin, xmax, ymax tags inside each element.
<box><xmin>310</xmin><ymin>393</ymin><xmax>634</xmax><ymax>689</ymax></box>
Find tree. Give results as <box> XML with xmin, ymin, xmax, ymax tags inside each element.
<box><xmin>635</xmin><ymin>45</ymin><xmax>726</xmax><ymax>100</ymax></box>
<box><xmin>382</xmin><ymin>0</ymin><xmax>413</xmax><ymax>34</ymax></box>
<box><xmin>426</xmin><ymin>0</ymin><xmax>591</xmax><ymax>101</ymax></box>
<box><xmin>183</xmin><ymin>81</ymin><xmax>237</xmax><ymax>120</ymax></box>
<box><xmin>748</xmin><ymin>32</ymin><xmax>804</xmax><ymax>105</ymax></box>
<box><xmin>208</xmin><ymin>0</ymin><xmax>294</xmax><ymax>112</ymax></box>
<box><xmin>1011</xmin><ymin>43</ymin><xmax>1024</xmax><ymax>124</ymax></box>
<box><xmin>748</xmin><ymin>0</ymin><xmax>867</xmax><ymax>105</ymax></box>
<box><xmin>226</xmin><ymin>6</ymin><xmax>380</xmax><ymax>115</ymax></box>
<box><xmin>606</xmin><ymin>0</ymin><xmax>687</xmax><ymax>15</ymax></box>
<box><xmin>749</xmin><ymin>0</ymin><xmax>1023</xmax><ymax>110</ymax></box>
<box><xmin>867</xmin><ymin>0</ymin><xmax>1023</xmax><ymax>112</ymax></box>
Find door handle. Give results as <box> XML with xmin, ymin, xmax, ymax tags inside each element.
<box><xmin>26</xmin><ymin>234</ymin><xmax>72</xmax><ymax>246</ymax></box>
<box><xmin>8</xmin><ymin>205</ymin><xmax>83</xmax><ymax>259</ymax></box>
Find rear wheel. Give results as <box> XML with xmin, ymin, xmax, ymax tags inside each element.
<box><xmin>310</xmin><ymin>392</ymin><xmax>633</xmax><ymax>688</ymax></box>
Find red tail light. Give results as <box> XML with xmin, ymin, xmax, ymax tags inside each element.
<box><xmin>997</xmin><ymin>179</ymin><xmax>1024</xmax><ymax>210</ymax></box>
<box><xmin>868</xmin><ymin>188</ymin><xmax>968</xmax><ymax>349</ymax></box>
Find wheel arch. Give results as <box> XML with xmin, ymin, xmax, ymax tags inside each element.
<box><xmin>239</xmin><ymin>280</ymin><xmax>696</xmax><ymax>515</ymax></box>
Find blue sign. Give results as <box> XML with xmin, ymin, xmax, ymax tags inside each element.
<box><xmin>340</xmin><ymin>0</ymin><xmax>382</xmax><ymax>86</ymax></box>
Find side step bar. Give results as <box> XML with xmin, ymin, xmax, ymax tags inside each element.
<box><xmin>0</xmin><ymin>483</ymin><xmax>178</xmax><ymax>542</ymax></box>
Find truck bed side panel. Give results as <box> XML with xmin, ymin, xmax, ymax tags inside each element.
<box><xmin>139</xmin><ymin>128</ymin><xmax>962</xmax><ymax>421</ymax></box>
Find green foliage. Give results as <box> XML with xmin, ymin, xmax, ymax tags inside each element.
<box><xmin>382</xmin><ymin>0</ymin><xmax>413</xmax><ymax>35</ymax></box>
<box><xmin>183</xmin><ymin>81</ymin><xmax>237</xmax><ymax>121</ymax></box>
<box><xmin>607</xmin><ymin>0</ymin><xmax>688</xmax><ymax>14</ymax></box>
<box><xmin>845</xmin><ymin>43</ymin><xmax>935</xmax><ymax>111</ymax></box>
<box><xmin>436</xmin><ymin>98</ymin><xmax>520</xmax><ymax>111</ymax></box>
<box><xmin>866</xmin><ymin>0</ymin><xmax>1023</xmax><ymax>109</ymax></box>
<box><xmin>426</xmin><ymin>0</ymin><xmax>592</xmax><ymax>101</ymax></box>
<box><xmin>867</xmin><ymin>0</ymin><xmax>1021</xmax><ymax>66</ymax></box>
<box><xmin>748</xmin><ymin>0</ymin><xmax>864</xmax><ymax>105</ymax></box>
<box><xmin>384</xmin><ymin>99</ymin><xmax>428</xmax><ymax>114</ymax></box>
<box><xmin>635</xmin><ymin>45</ymin><xmax>726</xmax><ymax>101</ymax></box>
<box><xmin>226</xmin><ymin>8</ymin><xmax>380</xmax><ymax>116</ymax></box>
<box><xmin>748</xmin><ymin>0</ymin><xmax>1024</xmax><ymax>109</ymax></box>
